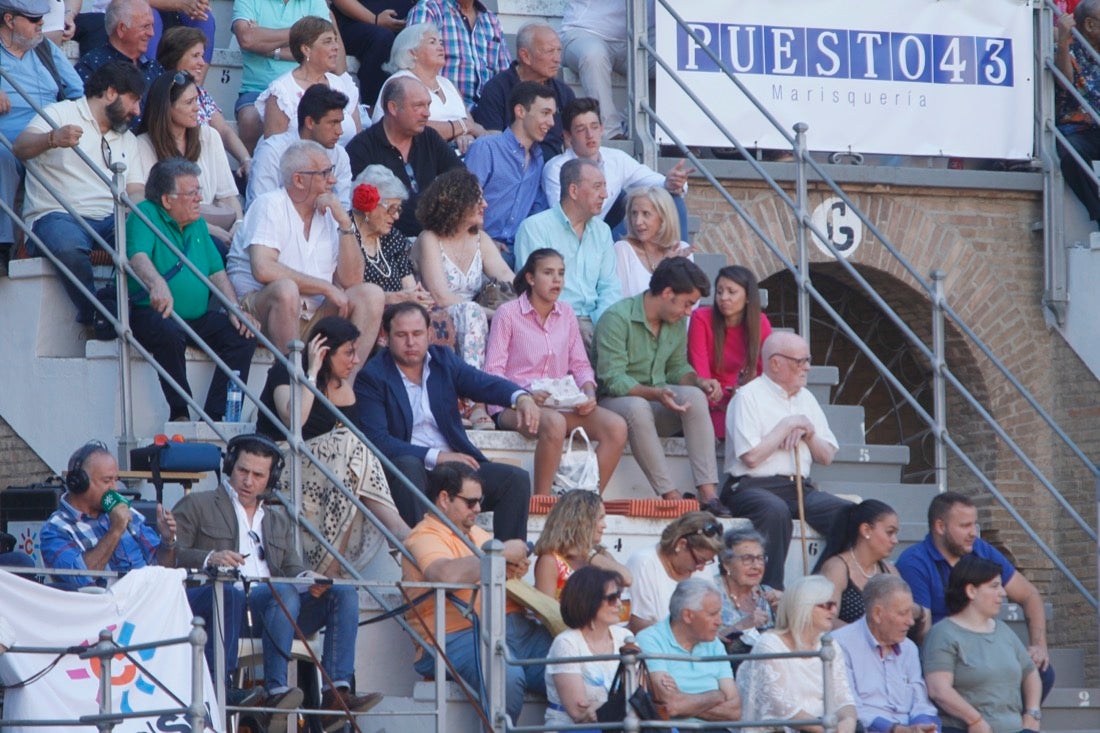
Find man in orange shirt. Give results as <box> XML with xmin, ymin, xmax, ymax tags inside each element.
<box><xmin>401</xmin><ymin>462</ymin><xmax>550</xmax><ymax>724</ymax></box>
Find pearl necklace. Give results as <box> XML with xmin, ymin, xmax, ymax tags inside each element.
<box><xmin>353</xmin><ymin>225</ymin><xmax>392</xmax><ymax>280</ymax></box>
<box><xmin>849</xmin><ymin>550</ymin><xmax>876</xmax><ymax>579</ymax></box>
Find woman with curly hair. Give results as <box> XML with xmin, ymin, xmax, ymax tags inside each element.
<box><xmin>533</xmin><ymin>490</ymin><xmax>632</xmax><ymax>599</ymax></box>
<box><xmin>416</xmin><ymin>168</ymin><xmax>514</xmax><ymax>427</ymax></box>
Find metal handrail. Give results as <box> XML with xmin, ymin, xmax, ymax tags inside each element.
<box><xmin>635</xmin><ymin>0</ymin><xmax>1099</xmax><ymax>606</ymax></box>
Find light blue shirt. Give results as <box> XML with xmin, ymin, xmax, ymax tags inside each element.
<box><xmin>831</xmin><ymin>618</ymin><xmax>941</xmax><ymax>732</ymax></box>
<box><xmin>0</xmin><ymin>40</ymin><xmax>83</xmax><ymax>140</ymax></box>
<box><xmin>513</xmin><ymin>203</ymin><xmax>621</xmax><ymax>322</ymax></box>
<box><xmin>464</xmin><ymin>127</ymin><xmax>547</xmax><ymax>246</ymax></box>
<box><xmin>636</xmin><ymin>617</ymin><xmax>732</xmax><ymax>696</ymax></box>
<box><xmin>398</xmin><ymin>352</ymin><xmax>452</xmax><ymax>469</ymax></box>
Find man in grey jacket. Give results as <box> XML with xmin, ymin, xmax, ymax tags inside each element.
<box><xmin>173</xmin><ymin>434</ymin><xmax>380</xmax><ymax>732</ymax></box>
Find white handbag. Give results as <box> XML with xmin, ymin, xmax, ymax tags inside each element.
<box><xmin>552</xmin><ymin>427</ymin><xmax>600</xmax><ymax>495</ymax></box>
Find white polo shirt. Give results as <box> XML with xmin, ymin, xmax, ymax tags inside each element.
<box><xmin>21</xmin><ymin>97</ymin><xmax>142</xmax><ymax>226</ymax></box>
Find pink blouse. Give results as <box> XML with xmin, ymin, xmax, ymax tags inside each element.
<box><xmin>687</xmin><ymin>307</ymin><xmax>772</xmax><ymax>438</ymax></box>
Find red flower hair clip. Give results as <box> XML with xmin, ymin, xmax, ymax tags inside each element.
<box><xmin>352</xmin><ymin>183</ymin><xmax>381</xmax><ymax>213</ymax></box>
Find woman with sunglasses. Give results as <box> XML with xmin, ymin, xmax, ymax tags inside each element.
<box><xmin>625</xmin><ymin>511</ymin><xmax>724</xmax><ymax>633</ymax></box>
<box><xmin>256</xmin><ymin>15</ymin><xmax>361</xmax><ymax>146</ymax></box>
<box><xmin>923</xmin><ymin>556</ymin><xmax>1041</xmax><ymax>733</ymax></box>
<box><xmin>716</xmin><ymin>528</ymin><xmax>780</xmax><ymax>670</ymax></box>
<box><xmin>812</xmin><ymin>499</ymin><xmax>903</xmax><ymax>628</ymax></box>
<box><xmin>533</xmin><ymin>490</ymin><xmax>631</xmax><ymax>599</ymax></box>
<box><xmin>545</xmin><ymin>566</ymin><xmax>631</xmax><ymax>733</ymax></box>
<box><xmin>130</xmin><ymin>70</ymin><xmax>242</xmax><ymax>248</ymax></box>
<box><xmin>687</xmin><ymin>265</ymin><xmax>771</xmax><ymax>439</ymax></box>
<box><xmin>255</xmin><ymin>315</ymin><xmax>410</xmax><ymax>578</ymax></box>
<box><xmin>737</xmin><ymin>574</ymin><xmax>858</xmax><ymax>733</ymax></box>
<box><xmin>156</xmin><ymin>27</ymin><xmax>252</xmax><ymax>178</ymax></box>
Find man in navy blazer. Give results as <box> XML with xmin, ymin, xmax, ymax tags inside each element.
<box><xmin>354</xmin><ymin>302</ymin><xmax>540</xmax><ymax>540</ymax></box>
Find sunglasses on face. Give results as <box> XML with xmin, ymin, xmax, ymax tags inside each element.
<box><xmin>453</xmin><ymin>494</ymin><xmax>482</xmax><ymax>509</ymax></box>
<box><xmin>603</xmin><ymin>590</ymin><xmax>623</xmax><ymax>605</ymax></box>
<box><xmin>816</xmin><ymin>600</ymin><xmax>837</xmax><ymax>611</ymax></box>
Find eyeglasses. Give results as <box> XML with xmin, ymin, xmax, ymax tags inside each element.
<box><xmin>603</xmin><ymin>590</ymin><xmax>622</xmax><ymax>605</ymax></box>
<box><xmin>730</xmin><ymin>553</ymin><xmax>767</xmax><ymax>566</ymax></box>
<box><xmin>816</xmin><ymin>600</ymin><xmax>838</xmax><ymax>611</ymax></box>
<box><xmin>402</xmin><ymin>162</ymin><xmax>419</xmax><ymax>194</ymax></box>
<box><xmin>384</xmin><ymin>203</ymin><xmax>403</xmax><ymax>217</ymax></box>
<box><xmin>453</xmin><ymin>494</ymin><xmax>482</xmax><ymax>509</ymax></box>
<box><xmin>168</xmin><ymin>186</ymin><xmax>203</xmax><ymax>200</ymax></box>
<box><xmin>100</xmin><ymin>137</ymin><xmax>113</xmax><ymax>169</ymax></box>
<box><xmin>247</xmin><ymin>530</ymin><xmax>266</xmax><ymax>561</ymax></box>
<box><xmin>774</xmin><ymin>353</ymin><xmax>812</xmax><ymax>367</ymax></box>
<box><xmin>298</xmin><ymin>165</ymin><xmax>336</xmax><ymax>179</ymax></box>
<box><xmin>16</xmin><ymin>12</ymin><xmax>44</xmax><ymax>22</ymax></box>
<box><xmin>686</xmin><ymin>544</ymin><xmax>715</xmax><ymax>569</ymax></box>
<box><xmin>683</xmin><ymin>521</ymin><xmax>723</xmax><ymax>540</ymax></box>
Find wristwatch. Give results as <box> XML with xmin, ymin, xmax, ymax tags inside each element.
<box><xmin>1025</xmin><ymin>708</ymin><xmax>1042</xmax><ymax>720</ymax></box>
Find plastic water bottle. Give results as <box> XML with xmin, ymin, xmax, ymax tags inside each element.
<box><xmin>225</xmin><ymin>371</ymin><xmax>243</xmax><ymax>422</ymax></box>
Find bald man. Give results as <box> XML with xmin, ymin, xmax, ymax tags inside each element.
<box><xmin>719</xmin><ymin>332</ymin><xmax>852</xmax><ymax>588</ymax></box>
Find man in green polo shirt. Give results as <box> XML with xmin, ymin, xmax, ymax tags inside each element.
<box><xmin>595</xmin><ymin>257</ymin><xmax>729</xmax><ymax>516</ymax></box>
<box><xmin>126</xmin><ymin>158</ymin><xmax>257</xmax><ymax>422</ymax></box>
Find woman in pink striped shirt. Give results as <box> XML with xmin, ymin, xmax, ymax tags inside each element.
<box><xmin>485</xmin><ymin>249</ymin><xmax>628</xmax><ymax>495</ymax></box>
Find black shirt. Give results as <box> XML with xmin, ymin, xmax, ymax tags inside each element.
<box><xmin>345</xmin><ymin>121</ymin><xmax>463</xmax><ymax>237</ymax></box>
<box><xmin>256</xmin><ymin>359</ymin><xmax>359</xmax><ymax>441</ymax></box>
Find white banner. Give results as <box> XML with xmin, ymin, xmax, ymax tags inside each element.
<box><xmin>0</xmin><ymin>567</ymin><xmax>222</xmax><ymax>733</ymax></box>
<box><xmin>654</xmin><ymin>0</ymin><xmax>1035</xmax><ymax>158</ymax></box>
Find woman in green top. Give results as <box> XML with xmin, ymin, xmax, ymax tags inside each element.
<box><xmin>923</xmin><ymin>556</ymin><xmax>1042</xmax><ymax>733</ymax></box>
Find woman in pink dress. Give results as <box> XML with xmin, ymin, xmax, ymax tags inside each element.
<box><xmin>687</xmin><ymin>265</ymin><xmax>771</xmax><ymax>439</ymax></box>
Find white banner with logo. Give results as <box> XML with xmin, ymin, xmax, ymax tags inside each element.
<box><xmin>654</xmin><ymin>0</ymin><xmax>1034</xmax><ymax>158</ymax></box>
<box><xmin>0</xmin><ymin>567</ymin><xmax>221</xmax><ymax>733</ymax></box>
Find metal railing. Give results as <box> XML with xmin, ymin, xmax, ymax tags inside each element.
<box><xmin>630</xmin><ymin>0</ymin><xmax>1099</xmax><ymax>608</ymax></box>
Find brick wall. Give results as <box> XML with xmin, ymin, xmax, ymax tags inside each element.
<box><xmin>688</xmin><ymin>178</ymin><xmax>1099</xmax><ymax>670</ymax></box>
<box><xmin>0</xmin><ymin>415</ymin><xmax>52</xmax><ymax>494</ymax></box>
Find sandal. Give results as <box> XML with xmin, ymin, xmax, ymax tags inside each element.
<box><xmin>469</xmin><ymin>404</ymin><xmax>495</xmax><ymax>431</ymax></box>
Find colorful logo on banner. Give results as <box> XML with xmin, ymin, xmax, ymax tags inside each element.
<box><xmin>19</xmin><ymin>527</ymin><xmax>37</xmax><ymax>559</ymax></box>
<box><xmin>65</xmin><ymin>622</ymin><xmax>158</xmax><ymax>713</ymax></box>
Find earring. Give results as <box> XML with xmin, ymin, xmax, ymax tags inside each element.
<box><xmin>864</xmin><ymin>535</ymin><xmax>870</xmax><ymax>540</ymax></box>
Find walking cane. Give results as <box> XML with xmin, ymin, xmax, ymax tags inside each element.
<box><xmin>793</xmin><ymin>444</ymin><xmax>809</xmax><ymax>575</ymax></box>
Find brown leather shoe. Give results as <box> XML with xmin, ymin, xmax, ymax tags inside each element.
<box><xmin>319</xmin><ymin>687</ymin><xmax>383</xmax><ymax>732</ymax></box>
<box><xmin>254</xmin><ymin>687</ymin><xmax>303</xmax><ymax>733</ymax></box>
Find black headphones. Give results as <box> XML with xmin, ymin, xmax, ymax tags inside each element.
<box><xmin>222</xmin><ymin>434</ymin><xmax>285</xmax><ymax>491</ymax></box>
<box><xmin>65</xmin><ymin>440</ymin><xmax>110</xmax><ymax>495</ymax></box>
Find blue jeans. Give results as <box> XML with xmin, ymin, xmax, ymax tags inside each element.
<box><xmin>246</xmin><ymin>582</ymin><xmax>359</xmax><ymax>692</ymax></box>
<box><xmin>29</xmin><ymin>211</ymin><xmax>115</xmax><ymax>323</ymax></box>
<box><xmin>0</xmin><ymin>146</ymin><xmax>23</xmax><ymax>245</ymax></box>
<box><xmin>413</xmin><ymin>612</ymin><xmax>550</xmax><ymax>723</ymax></box>
<box><xmin>186</xmin><ymin>584</ymin><xmax>246</xmax><ymax>678</ymax></box>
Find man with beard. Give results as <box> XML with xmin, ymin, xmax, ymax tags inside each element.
<box><xmin>897</xmin><ymin>491</ymin><xmax>1055</xmax><ymax>699</ymax></box>
<box><xmin>0</xmin><ymin>0</ymin><xmax>84</xmax><ymax>277</ymax></box>
<box><xmin>14</xmin><ymin>60</ymin><xmax>145</xmax><ymax>328</ymax></box>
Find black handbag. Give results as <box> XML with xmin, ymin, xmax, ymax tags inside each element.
<box><xmin>595</xmin><ymin>659</ymin><xmax>669</xmax><ymax>733</ymax></box>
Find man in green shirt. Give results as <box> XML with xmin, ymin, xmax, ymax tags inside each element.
<box><xmin>595</xmin><ymin>258</ymin><xmax>729</xmax><ymax>516</ymax></box>
<box><xmin>126</xmin><ymin>158</ymin><xmax>257</xmax><ymax>421</ymax></box>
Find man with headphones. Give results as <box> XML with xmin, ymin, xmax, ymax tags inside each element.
<box><xmin>172</xmin><ymin>434</ymin><xmax>382</xmax><ymax>732</ymax></box>
<box><xmin>40</xmin><ymin>439</ymin><xmax>176</xmax><ymax>589</ymax></box>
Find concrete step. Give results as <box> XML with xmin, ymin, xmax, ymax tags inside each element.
<box><xmin>1040</xmin><ymin>688</ymin><xmax>1100</xmax><ymax>731</ymax></box>
<box><xmin>822</xmin><ymin>404</ymin><xmax>865</xmax><ymax>446</ymax></box>
<box><xmin>813</xmin><ymin>444</ymin><xmax>910</xmax><ymax>485</ymax></box>
<box><xmin>816</xmin><ymin>480</ymin><xmax>939</xmax><ymax>530</ymax></box>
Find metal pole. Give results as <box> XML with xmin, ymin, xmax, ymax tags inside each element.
<box><xmin>1037</xmin><ymin>0</ymin><xmax>1068</xmax><ymax>325</ymax></box>
<box><xmin>931</xmin><ymin>269</ymin><xmax>948</xmax><ymax>493</ymax></box>
<box><xmin>95</xmin><ymin>628</ymin><xmax>115</xmax><ymax>733</ymax></box>
<box><xmin>629</xmin><ymin>0</ymin><xmax>656</xmax><ymax>168</ymax></box>
<box><xmin>212</xmin><ymin>579</ymin><xmax>227</xmax><ymax>718</ymax></box>
<box><xmin>189</xmin><ymin>617</ymin><xmax>208</xmax><ymax>733</ymax></box>
<box><xmin>111</xmin><ymin>162</ymin><xmax>134</xmax><ymax>469</ymax></box>
<box><xmin>287</xmin><ymin>339</ymin><xmax>305</xmax><ymax>556</ymax></box>
<box><xmin>820</xmin><ymin>634</ymin><xmax>836</xmax><ymax>733</ymax></box>
<box><xmin>480</xmin><ymin>540</ymin><xmax>507</xmax><ymax>733</ymax></box>
<box><xmin>621</xmin><ymin>641</ymin><xmax>640</xmax><ymax>733</ymax></box>
<box><xmin>794</xmin><ymin>122</ymin><xmax>811</xmax><ymax>340</ymax></box>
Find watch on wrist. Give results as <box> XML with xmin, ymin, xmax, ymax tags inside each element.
<box><xmin>1025</xmin><ymin>709</ymin><xmax>1041</xmax><ymax>720</ymax></box>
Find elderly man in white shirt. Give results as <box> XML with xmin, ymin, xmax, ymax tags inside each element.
<box><xmin>720</xmin><ymin>331</ymin><xmax>852</xmax><ymax>589</ymax></box>
<box><xmin>227</xmin><ymin>139</ymin><xmax>382</xmax><ymax>362</ymax></box>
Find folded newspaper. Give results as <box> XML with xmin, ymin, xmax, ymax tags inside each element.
<box><xmin>530</xmin><ymin>376</ymin><xmax>589</xmax><ymax>409</ymax></box>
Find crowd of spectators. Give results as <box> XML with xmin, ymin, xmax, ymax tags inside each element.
<box><xmin>0</xmin><ymin>0</ymin><xmax>1059</xmax><ymax>730</ymax></box>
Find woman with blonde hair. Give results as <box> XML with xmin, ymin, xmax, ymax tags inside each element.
<box><xmin>625</xmin><ymin>511</ymin><xmax>724</xmax><ymax>633</ymax></box>
<box><xmin>737</xmin><ymin>575</ymin><xmax>858</xmax><ymax>733</ymax></box>
<box><xmin>533</xmin><ymin>490</ymin><xmax>631</xmax><ymax>599</ymax></box>
<box><xmin>613</xmin><ymin>186</ymin><xmax>693</xmax><ymax>297</ymax></box>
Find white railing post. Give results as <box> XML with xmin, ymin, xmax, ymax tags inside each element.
<box><xmin>820</xmin><ymin>634</ymin><xmax>837</xmax><ymax>733</ymax></box>
<box><xmin>189</xmin><ymin>616</ymin><xmax>208</xmax><ymax>733</ymax></box>
<box><xmin>94</xmin><ymin>628</ymin><xmax>115</xmax><ymax>733</ymax></box>
<box><xmin>931</xmin><ymin>269</ymin><xmax>948</xmax><ymax>492</ymax></box>
<box><xmin>629</xmin><ymin>0</ymin><xmax>656</xmax><ymax>168</ymax></box>
<box><xmin>287</xmin><ymin>338</ymin><xmax>305</xmax><ymax>555</ymax></box>
<box><xmin>481</xmin><ymin>539</ymin><xmax>508</xmax><ymax>733</ymax></box>
<box><xmin>110</xmin><ymin>162</ymin><xmax>134</xmax><ymax>469</ymax></box>
<box><xmin>795</xmin><ymin>122</ymin><xmax>811</xmax><ymax>340</ymax></box>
